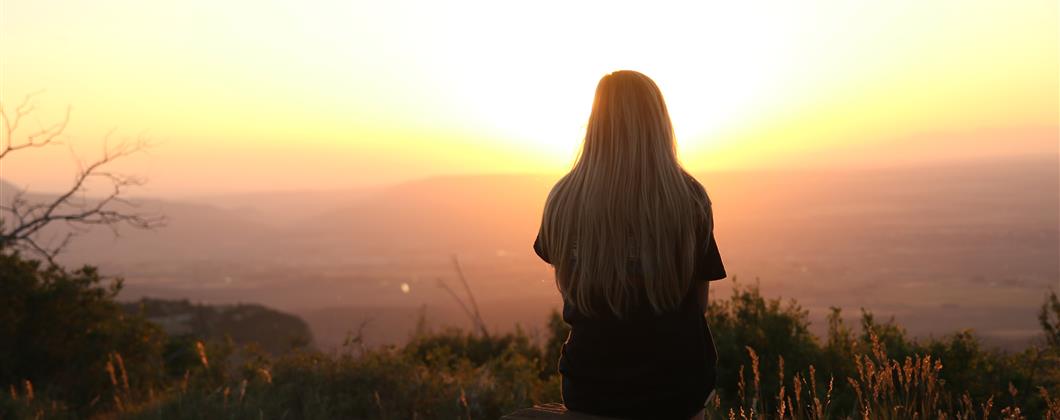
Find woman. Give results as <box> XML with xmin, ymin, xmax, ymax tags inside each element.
<box><xmin>533</xmin><ymin>70</ymin><xmax>726</xmax><ymax>420</ymax></box>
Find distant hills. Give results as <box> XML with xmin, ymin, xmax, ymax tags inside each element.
<box><xmin>121</xmin><ymin>298</ymin><xmax>314</xmax><ymax>354</ymax></box>
<box><xmin>3</xmin><ymin>154</ymin><xmax>1058</xmax><ymax>350</ymax></box>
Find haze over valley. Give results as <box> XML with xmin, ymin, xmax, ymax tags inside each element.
<box><xmin>8</xmin><ymin>154</ymin><xmax>1056</xmax><ymax>351</ymax></box>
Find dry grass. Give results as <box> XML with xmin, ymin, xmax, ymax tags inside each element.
<box><xmin>5</xmin><ymin>331</ymin><xmax>1058</xmax><ymax>419</ymax></box>
<box><xmin>705</xmin><ymin>333</ymin><xmax>1057</xmax><ymax>420</ymax></box>
<box><xmin>4</xmin><ymin>275</ymin><xmax>1058</xmax><ymax>419</ymax></box>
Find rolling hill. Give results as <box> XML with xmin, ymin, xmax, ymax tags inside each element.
<box><xmin>3</xmin><ymin>154</ymin><xmax>1057</xmax><ymax>350</ymax></box>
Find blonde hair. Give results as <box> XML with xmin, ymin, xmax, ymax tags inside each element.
<box><xmin>540</xmin><ymin>70</ymin><xmax>711</xmax><ymax>318</ymax></box>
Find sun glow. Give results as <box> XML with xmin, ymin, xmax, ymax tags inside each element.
<box><xmin>424</xmin><ymin>2</ymin><xmax>795</xmax><ymax>167</ymax></box>
<box><xmin>1</xmin><ymin>0</ymin><xmax>1055</xmax><ymax>193</ymax></box>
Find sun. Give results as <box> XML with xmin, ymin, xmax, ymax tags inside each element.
<box><xmin>417</xmin><ymin>2</ymin><xmax>794</xmax><ymax>170</ymax></box>
<box><xmin>439</xmin><ymin>64</ymin><xmax>786</xmax><ymax>171</ymax></box>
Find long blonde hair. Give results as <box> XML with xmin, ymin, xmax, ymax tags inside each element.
<box><xmin>540</xmin><ymin>70</ymin><xmax>710</xmax><ymax>318</ymax></box>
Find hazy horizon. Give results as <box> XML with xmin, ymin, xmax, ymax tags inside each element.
<box><xmin>5</xmin><ymin>155</ymin><xmax>1053</xmax><ymax>352</ymax></box>
<box><xmin>3</xmin><ymin>1</ymin><xmax>1056</xmax><ymax>196</ymax></box>
<box><xmin>4</xmin><ymin>151</ymin><xmax>1057</xmax><ymax>198</ymax></box>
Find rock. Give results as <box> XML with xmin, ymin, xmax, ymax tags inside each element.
<box><xmin>501</xmin><ymin>403</ymin><xmax>620</xmax><ymax>419</ymax></box>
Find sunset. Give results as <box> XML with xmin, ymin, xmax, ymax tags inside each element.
<box><xmin>1</xmin><ymin>1</ymin><xmax>1058</xmax><ymax>419</ymax></box>
<box><xmin>3</xmin><ymin>1</ymin><xmax>1056</xmax><ymax>194</ymax></box>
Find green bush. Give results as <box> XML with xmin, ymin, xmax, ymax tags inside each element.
<box><xmin>0</xmin><ymin>251</ymin><xmax>168</xmax><ymax>417</ymax></box>
<box><xmin>707</xmin><ymin>280</ymin><xmax>823</xmax><ymax>413</ymax></box>
<box><xmin>705</xmin><ymin>279</ymin><xmax>1060</xmax><ymax>418</ymax></box>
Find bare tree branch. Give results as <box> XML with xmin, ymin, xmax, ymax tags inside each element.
<box><xmin>437</xmin><ymin>277</ymin><xmax>479</xmax><ymax>330</ymax></box>
<box><xmin>0</xmin><ymin>93</ymin><xmax>166</xmax><ymax>265</ymax></box>
<box><xmin>436</xmin><ymin>255</ymin><xmax>489</xmax><ymax>337</ymax></box>
<box><xmin>0</xmin><ymin>91</ymin><xmax>70</xmax><ymax>160</ymax></box>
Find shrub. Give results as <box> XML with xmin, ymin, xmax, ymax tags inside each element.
<box><xmin>3</xmin><ymin>250</ymin><xmax>1058</xmax><ymax>419</ymax></box>
<box><xmin>0</xmin><ymin>251</ymin><xmax>168</xmax><ymax>416</ymax></box>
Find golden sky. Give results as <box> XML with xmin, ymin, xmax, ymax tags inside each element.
<box><xmin>1</xmin><ymin>0</ymin><xmax>1057</xmax><ymax>195</ymax></box>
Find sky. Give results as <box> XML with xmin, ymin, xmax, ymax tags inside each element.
<box><xmin>1</xmin><ymin>0</ymin><xmax>1057</xmax><ymax>195</ymax></box>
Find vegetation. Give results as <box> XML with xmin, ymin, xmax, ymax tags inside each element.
<box><xmin>120</xmin><ymin>298</ymin><xmax>314</xmax><ymax>355</ymax></box>
<box><xmin>0</xmin><ymin>251</ymin><xmax>169</xmax><ymax>416</ymax></box>
<box><xmin>704</xmin><ymin>282</ymin><xmax>1060</xmax><ymax>419</ymax></box>
<box><xmin>1</xmin><ymin>249</ymin><xmax>1058</xmax><ymax>419</ymax></box>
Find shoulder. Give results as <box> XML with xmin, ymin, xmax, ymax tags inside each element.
<box><xmin>681</xmin><ymin>171</ymin><xmax>712</xmax><ymax>207</ymax></box>
<box><xmin>543</xmin><ymin>174</ymin><xmax>576</xmax><ymax>209</ymax></box>
<box><xmin>682</xmin><ymin>172</ymin><xmax>713</xmax><ymax>237</ymax></box>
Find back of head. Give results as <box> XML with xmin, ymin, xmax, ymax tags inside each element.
<box><xmin>541</xmin><ymin>70</ymin><xmax>710</xmax><ymax>318</ymax></box>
